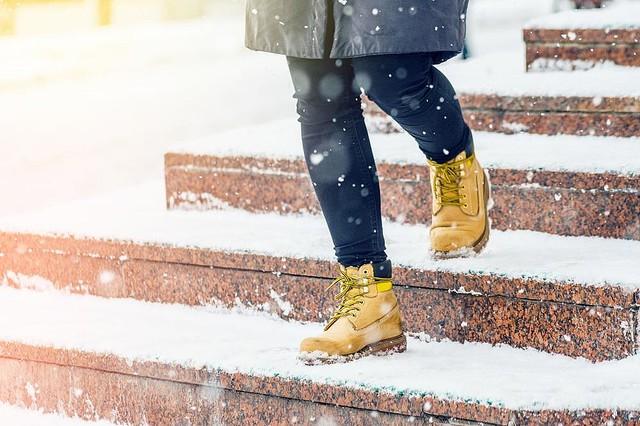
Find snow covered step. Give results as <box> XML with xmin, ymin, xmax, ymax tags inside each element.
<box><xmin>1</xmin><ymin>287</ymin><xmax>640</xmax><ymax>425</ymax></box>
<box><xmin>165</xmin><ymin>120</ymin><xmax>640</xmax><ymax>241</ymax></box>
<box><xmin>366</xmin><ymin>51</ymin><xmax>640</xmax><ymax>137</ymax></box>
<box><xmin>0</xmin><ymin>183</ymin><xmax>639</xmax><ymax>361</ymax></box>
<box><xmin>524</xmin><ymin>3</ymin><xmax>640</xmax><ymax>71</ymax></box>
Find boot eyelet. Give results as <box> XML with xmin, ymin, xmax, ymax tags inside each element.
<box><xmin>464</xmin><ymin>204</ymin><xmax>469</xmax><ymax>208</ymax></box>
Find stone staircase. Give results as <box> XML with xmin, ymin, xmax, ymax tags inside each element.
<box><xmin>1</xmin><ymin>5</ymin><xmax>640</xmax><ymax>425</ymax></box>
<box><xmin>524</xmin><ymin>4</ymin><xmax>640</xmax><ymax>71</ymax></box>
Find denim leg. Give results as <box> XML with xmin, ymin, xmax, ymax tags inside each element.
<box><xmin>352</xmin><ymin>53</ymin><xmax>473</xmax><ymax>164</ymax></box>
<box><xmin>286</xmin><ymin>56</ymin><xmax>387</xmax><ymax>267</ymax></box>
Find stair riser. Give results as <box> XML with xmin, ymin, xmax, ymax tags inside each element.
<box><xmin>2</xmin><ymin>233</ymin><xmax>633</xmax><ymax>308</ymax></box>
<box><xmin>524</xmin><ymin>28</ymin><xmax>640</xmax><ymax>71</ymax></box>
<box><xmin>526</xmin><ymin>44</ymin><xmax>640</xmax><ymax>71</ymax></box>
<box><xmin>0</xmin><ymin>353</ymin><xmax>424</xmax><ymax>426</ymax></box>
<box><xmin>1</xmin><ymin>342</ymin><xmax>637</xmax><ymax>425</ymax></box>
<box><xmin>164</xmin><ymin>162</ymin><xmax>640</xmax><ymax>240</ymax></box>
<box><xmin>0</xmin><ymin>234</ymin><xmax>636</xmax><ymax>362</ymax></box>
<box><xmin>465</xmin><ymin>110</ymin><xmax>640</xmax><ymax>138</ymax></box>
<box><xmin>363</xmin><ymin>96</ymin><xmax>640</xmax><ymax>137</ymax></box>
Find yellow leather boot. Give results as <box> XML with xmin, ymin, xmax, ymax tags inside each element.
<box><xmin>299</xmin><ymin>261</ymin><xmax>406</xmax><ymax>364</ymax></box>
<box><xmin>428</xmin><ymin>151</ymin><xmax>491</xmax><ymax>258</ymax></box>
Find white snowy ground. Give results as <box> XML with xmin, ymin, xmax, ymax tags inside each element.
<box><xmin>0</xmin><ymin>403</ymin><xmax>114</xmax><ymax>426</ymax></box>
<box><xmin>1</xmin><ymin>286</ymin><xmax>640</xmax><ymax>412</ymax></box>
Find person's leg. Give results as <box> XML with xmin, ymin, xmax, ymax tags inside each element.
<box><xmin>288</xmin><ymin>57</ymin><xmax>405</xmax><ymax>362</ymax></box>
<box><xmin>352</xmin><ymin>53</ymin><xmax>490</xmax><ymax>257</ymax></box>
<box><xmin>352</xmin><ymin>53</ymin><xmax>473</xmax><ymax>164</ymax></box>
<box><xmin>286</xmin><ymin>56</ymin><xmax>388</xmax><ymax>269</ymax></box>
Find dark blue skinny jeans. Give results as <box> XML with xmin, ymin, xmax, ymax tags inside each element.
<box><xmin>286</xmin><ymin>53</ymin><xmax>473</xmax><ymax>267</ymax></box>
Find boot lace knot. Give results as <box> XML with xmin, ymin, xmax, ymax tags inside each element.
<box><xmin>430</xmin><ymin>157</ymin><xmax>468</xmax><ymax>207</ymax></box>
<box><xmin>323</xmin><ymin>270</ymin><xmax>386</xmax><ymax>331</ymax></box>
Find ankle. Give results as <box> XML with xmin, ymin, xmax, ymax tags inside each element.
<box><xmin>427</xmin><ymin>125</ymin><xmax>475</xmax><ymax>164</ymax></box>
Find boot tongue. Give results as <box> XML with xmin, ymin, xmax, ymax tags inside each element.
<box><xmin>450</xmin><ymin>151</ymin><xmax>467</xmax><ymax>163</ymax></box>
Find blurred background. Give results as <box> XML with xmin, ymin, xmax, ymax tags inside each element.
<box><xmin>0</xmin><ymin>0</ymin><xmax>580</xmax><ymax>217</ymax></box>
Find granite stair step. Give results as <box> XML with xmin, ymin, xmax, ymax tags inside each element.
<box><xmin>1</xmin><ymin>183</ymin><xmax>639</xmax><ymax>361</ymax></box>
<box><xmin>524</xmin><ymin>3</ymin><xmax>640</xmax><ymax>71</ymax></box>
<box><xmin>165</xmin><ymin>120</ymin><xmax>640</xmax><ymax>240</ymax></box>
<box><xmin>1</xmin><ymin>287</ymin><xmax>640</xmax><ymax>425</ymax></box>
<box><xmin>365</xmin><ymin>51</ymin><xmax>640</xmax><ymax>137</ymax></box>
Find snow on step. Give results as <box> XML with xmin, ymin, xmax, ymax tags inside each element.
<box><xmin>0</xmin><ymin>403</ymin><xmax>115</xmax><ymax>425</ymax></box>
<box><xmin>1</xmin><ymin>182</ymin><xmax>639</xmax><ymax>291</ymax></box>
<box><xmin>1</xmin><ymin>286</ymin><xmax>640</xmax><ymax>412</ymax></box>
<box><xmin>525</xmin><ymin>2</ymin><xmax>640</xmax><ymax>30</ymax></box>
<box><xmin>523</xmin><ymin>3</ymin><xmax>640</xmax><ymax>72</ymax></box>
<box><xmin>440</xmin><ymin>50</ymin><xmax>640</xmax><ymax>98</ymax></box>
<box><xmin>173</xmin><ymin>118</ymin><xmax>640</xmax><ymax>176</ymax></box>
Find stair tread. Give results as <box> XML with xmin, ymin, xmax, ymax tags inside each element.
<box><xmin>525</xmin><ymin>2</ymin><xmax>640</xmax><ymax>30</ymax></box>
<box><xmin>441</xmin><ymin>50</ymin><xmax>640</xmax><ymax>99</ymax></box>
<box><xmin>170</xmin><ymin>119</ymin><xmax>640</xmax><ymax>176</ymax></box>
<box><xmin>1</xmin><ymin>286</ymin><xmax>638</xmax><ymax>413</ymax></box>
<box><xmin>1</xmin><ymin>182</ymin><xmax>639</xmax><ymax>291</ymax></box>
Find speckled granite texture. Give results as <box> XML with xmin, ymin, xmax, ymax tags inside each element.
<box><xmin>364</xmin><ymin>95</ymin><xmax>640</xmax><ymax>137</ymax></box>
<box><xmin>524</xmin><ymin>28</ymin><xmax>640</xmax><ymax>70</ymax></box>
<box><xmin>1</xmin><ymin>342</ymin><xmax>638</xmax><ymax>425</ymax></box>
<box><xmin>0</xmin><ymin>232</ymin><xmax>637</xmax><ymax>361</ymax></box>
<box><xmin>164</xmin><ymin>153</ymin><xmax>640</xmax><ymax>241</ymax></box>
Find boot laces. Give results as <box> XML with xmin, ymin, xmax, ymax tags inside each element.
<box><xmin>323</xmin><ymin>270</ymin><xmax>386</xmax><ymax>331</ymax></box>
<box><xmin>430</xmin><ymin>157</ymin><xmax>467</xmax><ymax>207</ymax></box>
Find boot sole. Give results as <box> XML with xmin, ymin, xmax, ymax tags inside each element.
<box><xmin>432</xmin><ymin>169</ymin><xmax>492</xmax><ymax>259</ymax></box>
<box><xmin>299</xmin><ymin>334</ymin><xmax>407</xmax><ymax>366</ymax></box>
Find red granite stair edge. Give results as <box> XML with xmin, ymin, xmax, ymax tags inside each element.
<box><xmin>458</xmin><ymin>94</ymin><xmax>640</xmax><ymax>114</ymax></box>
<box><xmin>524</xmin><ymin>28</ymin><xmax>640</xmax><ymax>45</ymax></box>
<box><xmin>363</xmin><ymin>96</ymin><xmax>640</xmax><ymax>137</ymax></box>
<box><xmin>0</xmin><ymin>231</ymin><xmax>634</xmax><ymax>309</ymax></box>
<box><xmin>0</xmin><ymin>341</ymin><xmax>637</xmax><ymax>425</ymax></box>
<box><xmin>165</xmin><ymin>153</ymin><xmax>640</xmax><ymax>192</ymax></box>
<box><xmin>525</xmin><ymin>28</ymin><xmax>640</xmax><ymax>70</ymax></box>
<box><xmin>164</xmin><ymin>153</ymin><xmax>640</xmax><ymax>241</ymax></box>
<box><xmin>363</xmin><ymin>94</ymin><xmax>640</xmax><ymax>117</ymax></box>
<box><xmin>525</xmin><ymin>45</ymin><xmax>640</xmax><ymax>70</ymax></box>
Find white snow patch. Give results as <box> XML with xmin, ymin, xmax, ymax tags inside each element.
<box><xmin>440</xmin><ymin>50</ymin><xmax>640</xmax><ymax>98</ymax></box>
<box><xmin>0</xmin><ymin>402</ymin><xmax>115</xmax><ymax>425</ymax></box>
<box><xmin>4</xmin><ymin>271</ymin><xmax>57</xmax><ymax>292</ymax></box>
<box><xmin>172</xmin><ymin>118</ymin><xmax>640</xmax><ymax>176</ymax></box>
<box><xmin>525</xmin><ymin>2</ymin><xmax>640</xmax><ymax>30</ymax></box>
<box><xmin>269</xmin><ymin>289</ymin><xmax>294</xmax><ymax>317</ymax></box>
